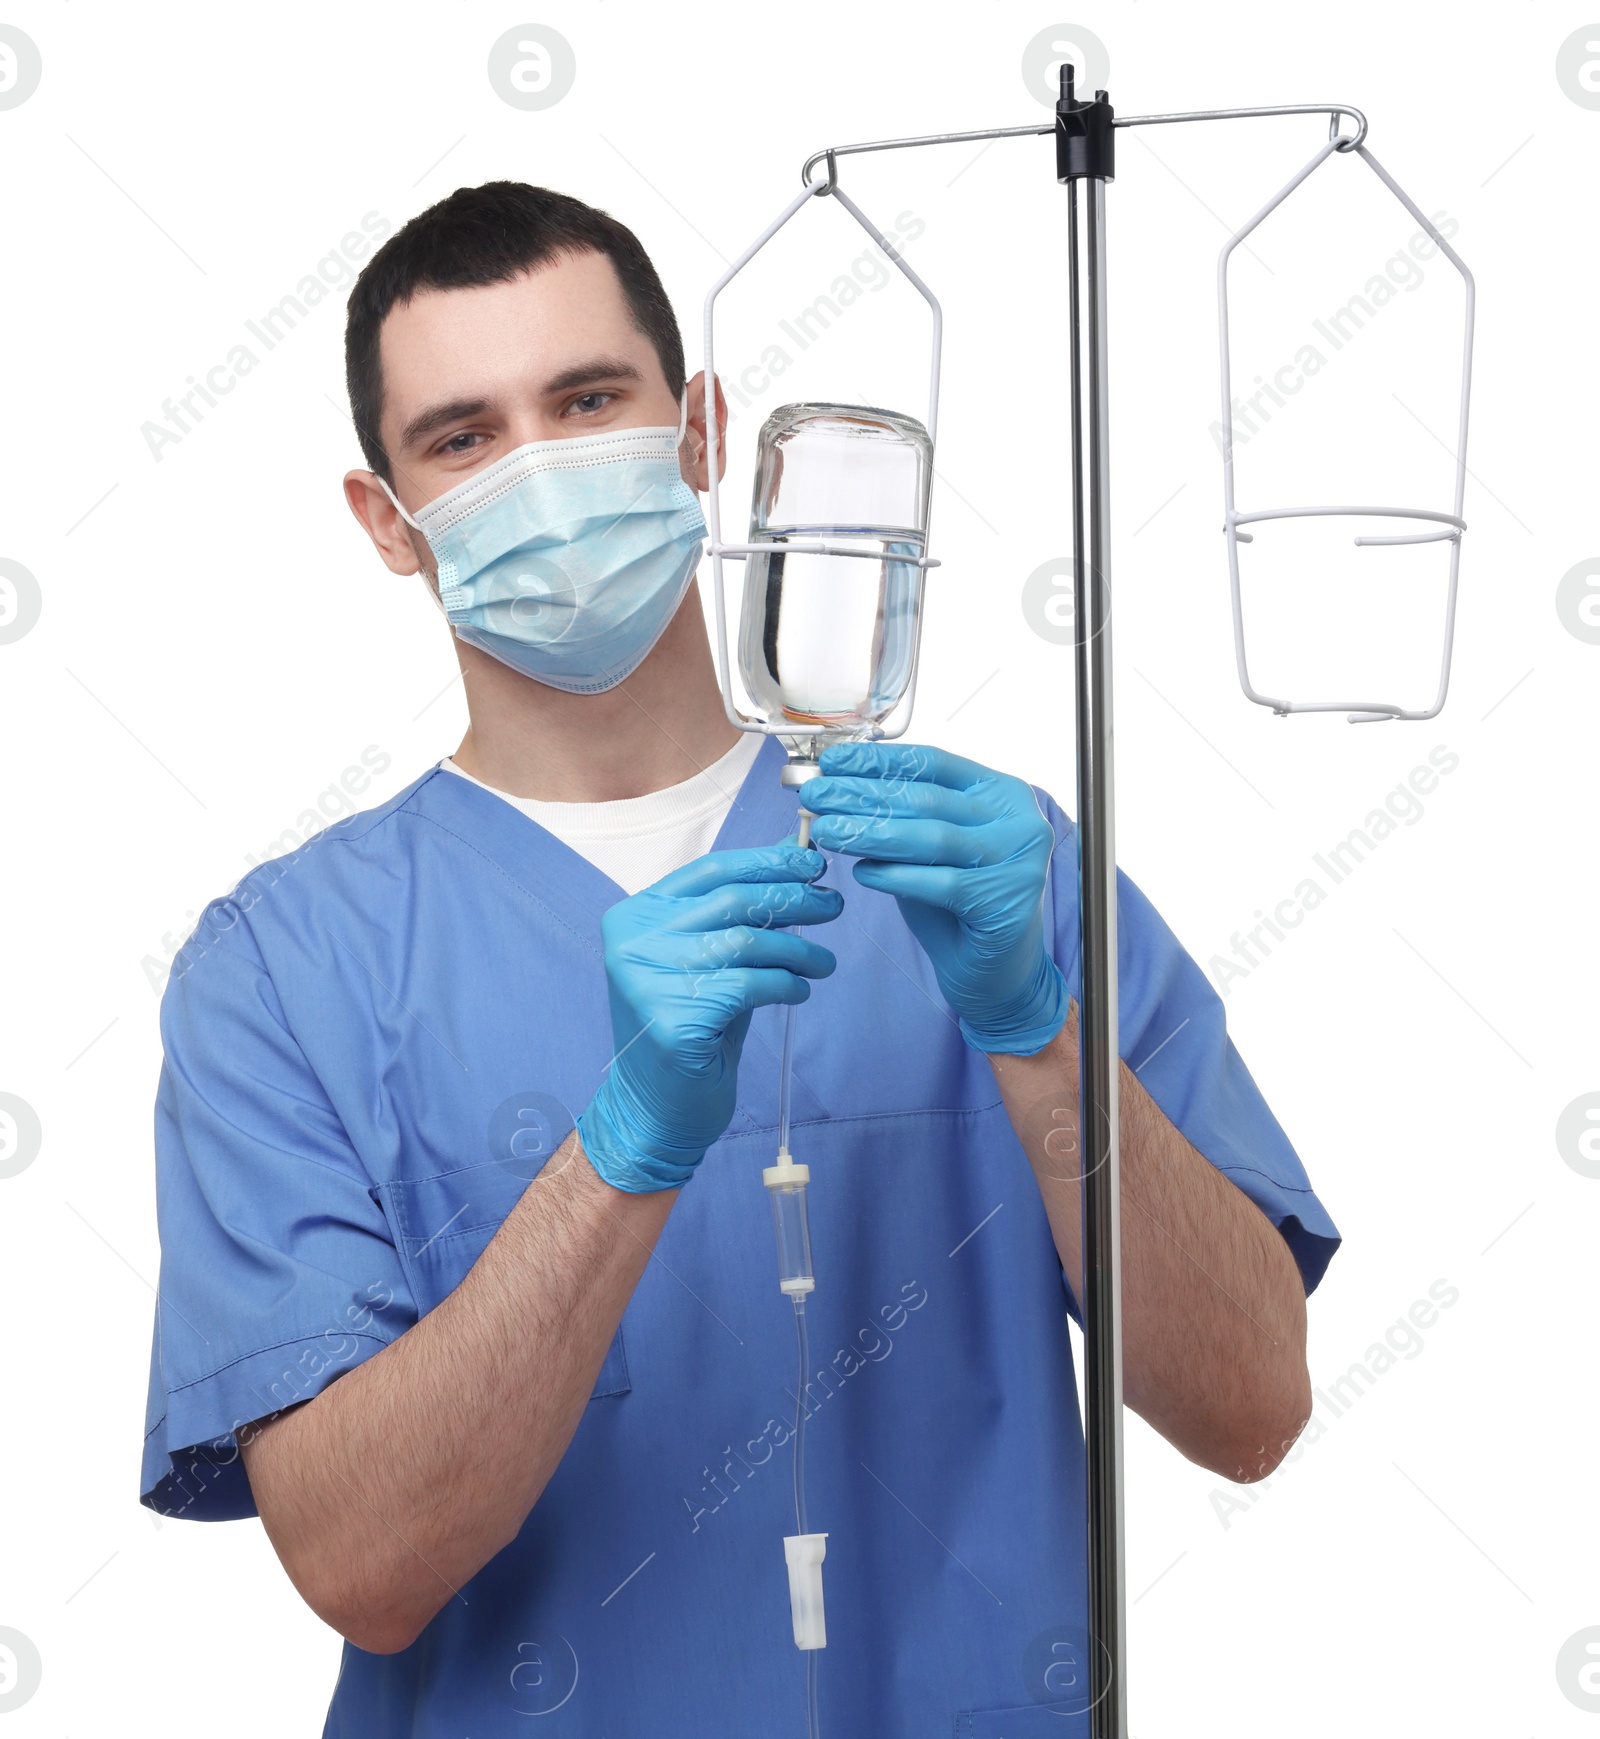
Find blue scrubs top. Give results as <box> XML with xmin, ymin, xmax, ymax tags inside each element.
<box><xmin>141</xmin><ymin>735</ymin><xmax>1338</xmax><ymax>1738</ymax></box>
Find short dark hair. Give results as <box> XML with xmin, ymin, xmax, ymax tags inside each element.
<box><xmin>344</xmin><ymin>180</ymin><xmax>685</xmax><ymax>480</ymax></box>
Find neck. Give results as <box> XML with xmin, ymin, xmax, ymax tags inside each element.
<box><xmin>448</xmin><ymin>587</ymin><xmax>742</xmax><ymax>802</ymax></box>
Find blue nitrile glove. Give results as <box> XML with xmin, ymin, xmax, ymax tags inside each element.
<box><xmin>803</xmin><ymin>742</ymin><xmax>1070</xmax><ymax>1056</ymax></box>
<box><xmin>576</xmin><ymin>844</ymin><xmax>843</xmax><ymax>1192</ymax></box>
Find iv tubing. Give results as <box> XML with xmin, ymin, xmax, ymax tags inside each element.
<box><xmin>777</xmin><ymin>801</ymin><xmax>810</xmax><ymax>1161</ymax></box>
<box><xmin>774</xmin><ymin>798</ymin><xmax>822</xmax><ymax>1735</ymax></box>
<box><xmin>778</xmin><ymin>1004</ymin><xmax>797</xmax><ymax>1157</ymax></box>
<box><xmin>786</xmin><ymin>987</ymin><xmax>820</xmax><ymax>1739</ymax></box>
<box><xmin>792</xmin><ymin>1299</ymin><xmax>809</xmax><ymax>1536</ymax></box>
<box><xmin>793</xmin><ymin>1298</ymin><xmax>819</xmax><ymax>1739</ymax></box>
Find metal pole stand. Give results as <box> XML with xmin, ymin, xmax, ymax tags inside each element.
<box><xmin>1057</xmin><ymin>61</ymin><xmax>1126</xmax><ymax>1739</ymax></box>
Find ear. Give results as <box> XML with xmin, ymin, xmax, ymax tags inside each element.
<box><xmin>343</xmin><ymin>470</ymin><xmax>433</xmax><ymax>577</ymax></box>
<box><xmin>679</xmin><ymin>370</ymin><xmax>728</xmax><ymax>494</ymax></box>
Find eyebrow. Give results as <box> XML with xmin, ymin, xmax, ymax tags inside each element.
<box><xmin>397</xmin><ymin>358</ymin><xmax>649</xmax><ymax>454</ymax></box>
<box><xmin>542</xmin><ymin>355</ymin><xmax>646</xmax><ymax>395</ymax></box>
<box><xmin>398</xmin><ymin>397</ymin><xmax>490</xmax><ymax>452</ymax></box>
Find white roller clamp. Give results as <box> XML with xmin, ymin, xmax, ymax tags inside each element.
<box><xmin>783</xmin><ymin>1532</ymin><xmax>829</xmax><ymax>1650</ymax></box>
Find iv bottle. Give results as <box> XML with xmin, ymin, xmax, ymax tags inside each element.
<box><xmin>740</xmin><ymin>403</ymin><xmax>932</xmax><ymax>753</ymax></box>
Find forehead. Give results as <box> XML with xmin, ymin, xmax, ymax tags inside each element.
<box><xmin>376</xmin><ymin>249</ymin><xmax>658</xmax><ymax>423</ymax></box>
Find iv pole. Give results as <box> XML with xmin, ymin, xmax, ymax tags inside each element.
<box><xmin>784</xmin><ymin>73</ymin><xmax>1454</xmax><ymax>1739</ymax></box>
<box><xmin>1057</xmin><ymin>67</ymin><xmax>1125</xmax><ymax>1739</ymax></box>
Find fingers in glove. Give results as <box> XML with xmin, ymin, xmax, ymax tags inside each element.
<box><xmin>656</xmin><ymin>927</ymin><xmax>839</xmax><ymax>980</ymax></box>
<box><xmin>850</xmin><ymin>858</ymin><xmax>966</xmax><ymax>911</ymax></box>
<box><xmin>802</xmin><ymin>771</ymin><xmax>981</xmax><ymax>827</ymax></box>
<box><xmin>669</xmin><ymin>876</ymin><xmax>843</xmax><ymax>935</ymax></box>
<box><xmin>648</xmin><ymin>844</ymin><xmax>827</xmax><ymax>901</ymax></box>
<box><xmin>806</xmin><ymin>811</ymin><xmax>983</xmax><ymax>867</ymax></box>
<box><xmin>818</xmin><ymin>740</ymin><xmax>992</xmax><ymax>791</ymax></box>
<box><xmin>718</xmin><ymin>966</ymin><xmax>818</xmax><ymax>1011</ymax></box>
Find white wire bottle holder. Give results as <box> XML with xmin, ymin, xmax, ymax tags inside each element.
<box><xmin>1218</xmin><ymin>126</ymin><xmax>1477</xmax><ymax>722</ymax></box>
<box><xmin>701</xmin><ymin>153</ymin><xmax>943</xmax><ymax>746</ymax></box>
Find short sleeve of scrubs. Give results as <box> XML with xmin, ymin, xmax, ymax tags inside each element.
<box><xmin>140</xmin><ymin>906</ymin><xmax>417</xmax><ymax>1522</ymax></box>
<box><xmin>1038</xmin><ymin>790</ymin><xmax>1342</xmax><ymax>1301</ymax></box>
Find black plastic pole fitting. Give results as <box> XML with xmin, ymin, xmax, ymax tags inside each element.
<box><xmin>1056</xmin><ymin>62</ymin><xmax>1116</xmax><ymax>183</ymax></box>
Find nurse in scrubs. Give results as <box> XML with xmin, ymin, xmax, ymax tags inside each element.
<box><xmin>141</xmin><ymin>179</ymin><xmax>1338</xmax><ymax>1739</ymax></box>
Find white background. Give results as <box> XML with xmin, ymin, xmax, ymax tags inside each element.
<box><xmin>1</xmin><ymin>2</ymin><xmax>1595</xmax><ymax>1733</ymax></box>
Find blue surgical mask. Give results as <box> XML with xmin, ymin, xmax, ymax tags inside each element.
<box><xmin>381</xmin><ymin>407</ymin><xmax>706</xmax><ymax>694</ymax></box>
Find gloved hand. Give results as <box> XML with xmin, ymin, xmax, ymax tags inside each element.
<box><xmin>803</xmin><ymin>742</ymin><xmax>1070</xmax><ymax>1056</ymax></box>
<box><xmin>576</xmin><ymin>844</ymin><xmax>842</xmax><ymax>1192</ymax></box>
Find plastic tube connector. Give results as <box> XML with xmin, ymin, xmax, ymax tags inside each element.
<box><xmin>780</xmin><ymin>750</ymin><xmax>821</xmax><ymax>848</ymax></box>
<box><xmin>763</xmin><ymin>1149</ymin><xmax>814</xmax><ymax>1296</ymax></box>
<box><xmin>783</xmin><ymin>1532</ymin><xmax>828</xmax><ymax>1649</ymax></box>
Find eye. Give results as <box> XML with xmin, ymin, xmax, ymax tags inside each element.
<box><xmin>567</xmin><ymin>391</ymin><xmax>616</xmax><ymax>417</ymax></box>
<box><xmin>439</xmin><ymin>430</ymin><xmax>484</xmax><ymax>456</ymax></box>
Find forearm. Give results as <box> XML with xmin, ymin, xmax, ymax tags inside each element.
<box><xmin>240</xmin><ymin>1131</ymin><xmax>673</xmax><ymax>1653</ymax></box>
<box><xmin>992</xmin><ymin>1006</ymin><xmax>1310</xmax><ymax>1480</ymax></box>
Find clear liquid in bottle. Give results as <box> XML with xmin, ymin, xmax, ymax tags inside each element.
<box><xmin>739</xmin><ymin>523</ymin><xmax>924</xmax><ymax>732</ymax></box>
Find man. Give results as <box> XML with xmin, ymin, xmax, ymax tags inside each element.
<box><xmin>141</xmin><ymin>181</ymin><xmax>1338</xmax><ymax>1736</ymax></box>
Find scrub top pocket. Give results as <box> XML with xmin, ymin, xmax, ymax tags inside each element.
<box><xmin>377</xmin><ymin>1159</ymin><xmax>632</xmax><ymax>1400</ymax></box>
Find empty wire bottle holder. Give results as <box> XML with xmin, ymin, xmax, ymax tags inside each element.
<box><xmin>1218</xmin><ymin>127</ymin><xmax>1476</xmax><ymax>722</ymax></box>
